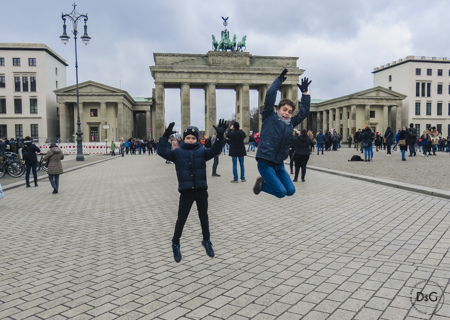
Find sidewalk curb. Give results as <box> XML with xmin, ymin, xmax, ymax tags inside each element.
<box><xmin>2</xmin><ymin>156</ymin><xmax>119</xmax><ymax>192</ymax></box>
<box><xmin>246</xmin><ymin>154</ymin><xmax>450</xmax><ymax>200</ymax></box>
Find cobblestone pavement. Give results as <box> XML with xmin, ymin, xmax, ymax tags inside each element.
<box><xmin>1</xmin><ymin>152</ymin><xmax>449</xmax><ymax>320</ymax></box>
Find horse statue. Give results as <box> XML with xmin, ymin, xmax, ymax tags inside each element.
<box><xmin>237</xmin><ymin>35</ymin><xmax>247</xmax><ymax>52</ymax></box>
<box><xmin>212</xmin><ymin>35</ymin><xmax>219</xmax><ymax>51</ymax></box>
<box><xmin>218</xmin><ymin>30</ymin><xmax>235</xmax><ymax>51</ymax></box>
<box><xmin>230</xmin><ymin>34</ymin><xmax>237</xmax><ymax>52</ymax></box>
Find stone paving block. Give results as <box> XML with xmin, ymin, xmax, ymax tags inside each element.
<box><xmin>327</xmin><ymin>308</ymin><xmax>357</xmax><ymax>320</ymax></box>
<box><xmin>354</xmin><ymin>307</ymin><xmax>384</xmax><ymax>320</ymax></box>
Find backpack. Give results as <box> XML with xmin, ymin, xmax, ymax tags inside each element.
<box><xmin>348</xmin><ymin>155</ymin><xmax>364</xmax><ymax>162</ymax></box>
<box><xmin>408</xmin><ymin>128</ymin><xmax>417</xmax><ymax>138</ymax></box>
<box><xmin>22</xmin><ymin>144</ymin><xmax>32</xmax><ymax>161</ymax></box>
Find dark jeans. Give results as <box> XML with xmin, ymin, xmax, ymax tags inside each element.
<box><xmin>387</xmin><ymin>145</ymin><xmax>392</xmax><ymax>154</ymax></box>
<box><xmin>121</xmin><ymin>147</ymin><xmax>125</xmax><ymax>157</ymax></box>
<box><xmin>212</xmin><ymin>156</ymin><xmax>219</xmax><ymax>174</ymax></box>
<box><xmin>111</xmin><ymin>150</ymin><xmax>116</xmax><ymax>156</ymax></box>
<box><xmin>25</xmin><ymin>164</ymin><xmax>37</xmax><ymax>185</ymax></box>
<box><xmin>408</xmin><ymin>142</ymin><xmax>416</xmax><ymax>156</ymax></box>
<box><xmin>289</xmin><ymin>150</ymin><xmax>294</xmax><ymax>172</ymax></box>
<box><xmin>294</xmin><ymin>154</ymin><xmax>310</xmax><ymax>181</ymax></box>
<box><xmin>126</xmin><ymin>147</ymin><xmax>129</xmax><ymax>154</ymax></box>
<box><xmin>48</xmin><ymin>174</ymin><xmax>60</xmax><ymax>190</ymax></box>
<box><xmin>172</xmin><ymin>189</ymin><xmax>209</xmax><ymax>245</ymax></box>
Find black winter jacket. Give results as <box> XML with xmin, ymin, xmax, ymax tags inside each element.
<box><xmin>23</xmin><ymin>141</ymin><xmax>41</xmax><ymax>166</ymax></box>
<box><xmin>227</xmin><ymin>129</ymin><xmax>247</xmax><ymax>157</ymax></box>
<box><xmin>291</xmin><ymin>136</ymin><xmax>313</xmax><ymax>155</ymax></box>
<box><xmin>157</xmin><ymin>136</ymin><xmax>224</xmax><ymax>192</ymax></box>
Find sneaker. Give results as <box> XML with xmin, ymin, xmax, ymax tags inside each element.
<box><xmin>293</xmin><ymin>179</ymin><xmax>298</xmax><ymax>182</ymax></box>
<box><xmin>202</xmin><ymin>240</ymin><xmax>215</xmax><ymax>257</ymax></box>
<box><xmin>241</xmin><ymin>179</ymin><xmax>246</xmax><ymax>182</ymax></box>
<box><xmin>52</xmin><ymin>189</ymin><xmax>58</xmax><ymax>194</ymax></box>
<box><xmin>212</xmin><ymin>173</ymin><xmax>221</xmax><ymax>177</ymax></box>
<box><xmin>253</xmin><ymin>176</ymin><xmax>265</xmax><ymax>195</ymax></box>
<box><xmin>230</xmin><ymin>180</ymin><xmax>238</xmax><ymax>183</ymax></box>
<box><xmin>172</xmin><ymin>243</ymin><xmax>182</xmax><ymax>263</ymax></box>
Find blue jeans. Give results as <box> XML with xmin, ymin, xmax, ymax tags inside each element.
<box><xmin>369</xmin><ymin>145</ymin><xmax>373</xmax><ymax>158</ymax></box>
<box><xmin>232</xmin><ymin>157</ymin><xmax>245</xmax><ymax>181</ymax></box>
<box><xmin>432</xmin><ymin>145</ymin><xmax>437</xmax><ymax>153</ymax></box>
<box><xmin>401</xmin><ymin>150</ymin><xmax>406</xmax><ymax>158</ymax></box>
<box><xmin>48</xmin><ymin>174</ymin><xmax>60</xmax><ymax>190</ymax></box>
<box><xmin>364</xmin><ymin>147</ymin><xmax>370</xmax><ymax>160</ymax></box>
<box><xmin>257</xmin><ymin>161</ymin><xmax>295</xmax><ymax>198</ymax></box>
<box><xmin>317</xmin><ymin>144</ymin><xmax>325</xmax><ymax>154</ymax></box>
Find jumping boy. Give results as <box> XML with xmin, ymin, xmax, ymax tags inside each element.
<box><xmin>253</xmin><ymin>69</ymin><xmax>311</xmax><ymax>198</ymax></box>
<box><xmin>157</xmin><ymin>120</ymin><xmax>228</xmax><ymax>262</ymax></box>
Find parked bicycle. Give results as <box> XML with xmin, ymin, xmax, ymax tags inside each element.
<box><xmin>0</xmin><ymin>153</ymin><xmax>25</xmax><ymax>178</ymax></box>
<box><xmin>36</xmin><ymin>153</ymin><xmax>48</xmax><ymax>172</ymax></box>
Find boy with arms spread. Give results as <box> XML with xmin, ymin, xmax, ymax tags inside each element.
<box><xmin>253</xmin><ymin>69</ymin><xmax>311</xmax><ymax>198</ymax></box>
<box><xmin>157</xmin><ymin>120</ymin><xmax>228</xmax><ymax>262</ymax></box>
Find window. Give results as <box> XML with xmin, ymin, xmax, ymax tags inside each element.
<box><xmin>416</xmin><ymin>68</ymin><xmax>421</xmax><ymax>75</ymax></box>
<box><xmin>437</xmin><ymin>103</ymin><xmax>442</xmax><ymax>115</ymax></box>
<box><xmin>22</xmin><ymin>76</ymin><xmax>28</xmax><ymax>92</ymax></box>
<box><xmin>0</xmin><ymin>125</ymin><xmax>6</xmax><ymax>138</ymax></box>
<box><xmin>0</xmin><ymin>75</ymin><xmax>5</xmax><ymax>88</ymax></box>
<box><xmin>389</xmin><ymin>86</ymin><xmax>392</xmax><ymax>90</ymax></box>
<box><xmin>90</xmin><ymin>127</ymin><xmax>99</xmax><ymax>141</ymax></box>
<box><xmin>90</xmin><ymin>109</ymin><xmax>98</xmax><ymax>117</ymax></box>
<box><xmin>421</xmin><ymin>83</ymin><xmax>425</xmax><ymax>97</ymax></box>
<box><xmin>28</xmin><ymin>58</ymin><xmax>36</xmax><ymax>66</ymax></box>
<box><xmin>14</xmin><ymin>76</ymin><xmax>20</xmax><ymax>92</ymax></box>
<box><xmin>14</xmin><ymin>98</ymin><xmax>22</xmax><ymax>114</ymax></box>
<box><xmin>437</xmin><ymin>84</ymin><xmax>443</xmax><ymax>94</ymax></box>
<box><xmin>30</xmin><ymin>98</ymin><xmax>37</xmax><ymax>114</ymax></box>
<box><xmin>55</xmin><ymin>67</ymin><xmax>58</xmax><ymax>76</ymax></box>
<box><xmin>333</xmin><ymin>114</ymin><xmax>335</xmax><ymax>121</ymax></box>
<box><xmin>0</xmin><ymin>98</ymin><xmax>5</xmax><ymax>113</ymax></box>
<box><xmin>415</xmin><ymin>124</ymin><xmax>420</xmax><ymax>135</ymax></box>
<box><xmin>427</xmin><ymin>69</ymin><xmax>432</xmax><ymax>76</ymax></box>
<box><xmin>438</xmin><ymin>69</ymin><xmax>443</xmax><ymax>76</ymax></box>
<box><xmin>12</xmin><ymin>58</ymin><xmax>20</xmax><ymax>66</ymax></box>
<box><xmin>448</xmin><ymin>124</ymin><xmax>450</xmax><ymax>136</ymax></box>
<box><xmin>370</xmin><ymin>111</ymin><xmax>375</xmax><ymax>118</ymax></box>
<box><xmin>437</xmin><ymin>124</ymin><xmax>442</xmax><ymax>134</ymax></box>
<box><xmin>389</xmin><ymin>75</ymin><xmax>392</xmax><ymax>82</ymax></box>
<box><xmin>449</xmin><ymin>85</ymin><xmax>450</xmax><ymax>95</ymax></box>
<box><xmin>56</xmin><ymin>81</ymin><xmax>58</xmax><ymax>89</ymax></box>
<box><xmin>0</xmin><ymin>57</ymin><xmax>4</xmax><ymax>66</ymax></box>
<box><xmin>347</xmin><ymin>112</ymin><xmax>350</xmax><ymax>119</ymax></box>
<box><xmin>426</xmin><ymin>102</ymin><xmax>431</xmax><ymax>115</ymax></box>
<box><xmin>15</xmin><ymin>124</ymin><xmax>23</xmax><ymax>139</ymax></box>
<box><xmin>416</xmin><ymin>83</ymin><xmax>420</xmax><ymax>97</ymax></box>
<box><xmin>449</xmin><ymin>103</ymin><xmax>450</xmax><ymax>115</ymax></box>
<box><xmin>30</xmin><ymin>76</ymin><xmax>36</xmax><ymax>92</ymax></box>
<box><xmin>339</xmin><ymin>113</ymin><xmax>342</xmax><ymax>120</ymax></box>
<box><xmin>426</xmin><ymin>124</ymin><xmax>431</xmax><ymax>131</ymax></box>
<box><xmin>30</xmin><ymin>124</ymin><xmax>38</xmax><ymax>141</ymax></box>
<box><xmin>427</xmin><ymin>83</ymin><xmax>431</xmax><ymax>97</ymax></box>
<box><xmin>415</xmin><ymin>102</ymin><xmax>420</xmax><ymax>115</ymax></box>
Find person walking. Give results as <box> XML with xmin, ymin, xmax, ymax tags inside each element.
<box><xmin>110</xmin><ymin>140</ymin><xmax>116</xmax><ymax>156</ymax></box>
<box><xmin>347</xmin><ymin>135</ymin><xmax>352</xmax><ymax>148</ymax></box>
<box><xmin>125</xmin><ymin>140</ymin><xmax>130</xmax><ymax>154</ymax></box>
<box><xmin>384</xmin><ymin>127</ymin><xmax>394</xmax><ymax>156</ymax></box>
<box><xmin>291</xmin><ymin>129</ymin><xmax>313</xmax><ymax>182</ymax></box>
<box><xmin>392</xmin><ymin>130</ymin><xmax>400</xmax><ymax>151</ymax></box>
<box><xmin>316</xmin><ymin>130</ymin><xmax>325</xmax><ymax>155</ymax></box>
<box><xmin>22</xmin><ymin>136</ymin><xmax>41</xmax><ymax>187</ymax></box>
<box><xmin>43</xmin><ymin>142</ymin><xmax>64</xmax><ymax>194</ymax></box>
<box><xmin>120</xmin><ymin>140</ymin><xmax>125</xmax><ymax>157</ymax></box>
<box><xmin>398</xmin><ymin>126</ymin><xmax>408</xmax><ymax>161</ymax></box>
<box><xmin>407</xmin><ymin>123</ymin><xmax>417</xmax><ymax>156</ymax></box>
<box><xmin>354</xmin><ymin>129</ymin><xmax>361</xmax><ymax>150</ymax></box>
<box><xmin>227</xmin><ymin>122</ymin><xmax>246</xmax><ymax>182</ymax></box>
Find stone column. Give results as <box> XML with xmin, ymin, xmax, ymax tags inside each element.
<box><xmin>204</xmin><ymin>82</ymin><xmax>216</xmax><ymax>138</ymax></box>
<box><xmin>257</xmin><ymin>85</ymin><xmax>269</xmax><ymax>133</ymax></box>
<box><xmin>180</xmin><ymin>83</ymin><xmax>190</xmax><ymax>134</ymax></box>
<box><xmin>241</xmin><ymin>84</ymin><xmax>250</xmax><ymax>138</ymax></box>
<box><xmin>146</xmin><ymin>110</ymin><xmax>151</xmax><ymax>139</ymax></box>
<box><xmin>350</xmin><ymin>105</ymin><xmax>357</xmax><ymax>134</ymax></box>
<box><xmin>59</xmin><ymin>103</ymin><xmax>67</xmax><ymax>143</ymax></box>
<box><xmin>100</xmin><ymin>102</ymin><xmax>107</xmax><ymax>141</ymax></box>
<box><xmin>316</xmin><ymin>111</ymin><xmax>322</xmax><ymax>132</ymax></box>
<box><xmin>154</xmin><ymin>82</ymin><xmax>165</xmax><ymax>140</ymax></box>
<box><xmin>328</xmin><ymin>109</ymin><xmax>333</xmax><ymax>132</ymax></box>
<box><xmin>365</xmin><ymin>104</ymin><xmax>370</xmax><ymax>128</ymax></box>
<box><xmin>323</xmin><ymin>110</ymin><xmax>328</xmax><ymax>132</ymax></box>
<box><xmin>383</xmin><ymin>105</ymin><xmax>389</xmax><ymax>133</ymax></box>
<box><xmin>343</xmin><ymin>106</ymin><xmax>348</xmax><ymax>141</ymax></box>
<box><xmin>396</xmin><ymin>105</ymin><xmax>402</xmax><ymax>132</ymax></box>
<box><xmin>117</xmin><ymin>102</ymin><xmax>124</xmax><ymax>141</ymax></box>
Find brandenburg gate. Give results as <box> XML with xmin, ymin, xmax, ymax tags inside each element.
<box><xmin>150</xmin><ymin>51</ymin><xmax>304</xmax><ymax>139</ymax></box>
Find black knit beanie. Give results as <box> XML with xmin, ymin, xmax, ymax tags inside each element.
<box><xmin>183</xmin><ymin>126</ymin><xmax>199</xmax><ymax>140</ymax></box>
<box><xmin>233</xmin><ymin>122</ymin><xmax>240</xmax><ymax>130</ymax></box>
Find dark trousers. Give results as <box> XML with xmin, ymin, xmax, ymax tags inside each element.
<box><xmin>25</xmin><ymin>164</ymin><xmax>37</xmax><ymax>185</ymax></box>
<box><xmin>126</xmin><ymin>147</ymin><xmax>129</xmax><ymax>154</ymax></box>
<box><xmin>212</xmin><ymin>156</ymin><xmax>219</xmax><ymax>174</ymax></box>
<box><xmin>294</xmin><ymin>154</ymin><xmax>310</xmax><ymax>181</ymax></box>
<box><xmin>387</xmin><ymin>145</ymin><xmax>392</xmax><ymax>154</ymax></box>
<box><xmin>172</xmin><ymin>189</ymin><xmax>210</xmax><ymax>245</ymax></box>
<box><xmin>408</xmin><ymin>142</ymin><xmax>416</xmax><ymax>156</ymax></box>
<box><xmin>48</xmin><ymin>174</ymin><xmax>60</xmax><ymax>190</ymax></box>
<box><xmin>289</xmin><ymin>150</ymin><xmax>294</xmax><ymax>172</ymax></box>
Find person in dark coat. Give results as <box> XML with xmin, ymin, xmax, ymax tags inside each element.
<box><xmin>157</xmin><ymin>120</ymin><xmax>227</xmax><ymax>263</ymax></box>
<box><xmin>361</xmin><ymin>127</ymin><xmax>373</xmax><ymax>161</ymax></box>
<box><xmin>291</xmin><ymin>129</ymin><xmax>313</xmax><ymax>182</ymax></box>
<box><xmin>399</xmin><ymin>126</ymin><xmax>409</xmax><ymax>161</ymax></box>
<box><xmin>0</xmin><ymin>138</ymin><xmax>6</xmax><ymax>156</ymax></box>
<box><xmin>316</xmin><ymin>130</ymin><xmax>326</xmax><ymax>155</ymax></box>
<box><xmin>43</xmin><ymin>142</ymin><xmax>64</xmax><ymax>194</ymax></box>
<box><xmin>227</xmin><ymin>122</ymin><xmax>247</xmax><ymax>182</ymax></box>
<box><xmin>384</xmin><ymin>127</ymin><xmax>394</xmax><ymax>156</ymax></box>
<box><xmin>407</xmin><ymin>123</ymin><xmax>417</xmax><ymax>157</ymax></box>
<box><xmin>253</xmin><ymin>69</ymin><xmax>311</xmax><ymax>198</ymax></box>
<box><xmin>22</xmin><ymin>136</ymin><xmax>41</xmax><ymax>187</ymax></box>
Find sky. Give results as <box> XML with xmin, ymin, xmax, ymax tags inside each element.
<box><xmin>2</xmin><ymin>0</ymin><xmax>450</xmax><ymax>131</ymax></box>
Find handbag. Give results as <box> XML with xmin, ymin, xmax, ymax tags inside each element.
<box><xmin>398</xmin><ymin>139</ymin><xmax>406</xmax><ymax>147</ymax></box>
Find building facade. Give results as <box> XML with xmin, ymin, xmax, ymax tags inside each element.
<box><xmin>374</xmin><ymin>56</ymin><xmax>450</xmax><ymax>137</ymax></box>
<box><xmin>0</xmin><ymin>43</ymin><xmax>67</xmax><ymax>141</ymax></box>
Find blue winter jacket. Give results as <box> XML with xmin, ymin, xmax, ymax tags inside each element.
<box><xmin>157</xmin><ymin>136</ymin><xmax>224</xmax><ymax>192</ymax></box>
<box><xmin>316</xmin><ymin>132</ymin><xmax>326</xmax><ymax>144</ymax></box>
<box><xmin>256</xmin><ymin>77</ymin><xmax>311</xmax><ymax>165</ymax></box>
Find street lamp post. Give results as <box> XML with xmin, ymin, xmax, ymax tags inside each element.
<box><xmin>60</xmin><ymin>3</ymin><xmax>91</xmax><ymax>161</ymax></box>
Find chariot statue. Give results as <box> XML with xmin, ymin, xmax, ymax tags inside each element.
<box><xmin>211</xmin><ymin>17</ymin><xmax>246</xmax><ymax>52</ymax></box>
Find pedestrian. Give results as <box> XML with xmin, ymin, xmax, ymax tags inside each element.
<box><xmin>125</xmin><ymin>140</ymin><xmax>130</xmax><ymax>154</ymax></box>
<box><xmin>0</xmin><ymin>138</ymin><xmax>5</xmax><ymax>157</ymax></box>
<box><xmin>211</xmin><ymin>133</ymin><xmax>221</xmax><ymax>177</ymax></box>
<box><xmin>347</xmin><ymin>135</ymin><xmax>352</xmax><ymax>148</ymax></box>
<box><xmin>252</xmin><ymin>69</ymin><xmax>311</xmax><ymax>197</ymax></box>
<box><xmin>10</xmin><ymin>138</ymin><xmax>18</xmax><ymax>154</ymax></box>
<box><xmin>291</xmin><ymin>129</ymin><xmax>313</xmax><ymax>182</ymax></box>
<box><xmin>157</xmin><ymin>120</ymin><xmax>227</xmax><ymax>263</ymax></box>
<box><xmin>22</xmin><ymin>136</ymin><xmax>41</xmax><ymax>187</ymax></box>
<box><xmin>332</xmin><ymin>131</ymin><xmax>339</xmax><ymax>150</ymax></box>
<box><xmin>420</xmin><ymin>130</ymin><xmax>431</xmax><ymax>156</ymax></box>
<box><xmin>375</xmin><ymin>132</ymin><xmax>383</xmax><ymax>151</ymax></box>
<box><xmin>398</xmin><ymin>126</ymin><xmax>408</xmax><ymax>161</ymax></box>
<box><xmin>354</xmin><ymin>129</ymin><xmax>361</xmax><ymax>150</ymax></box>
<box><xmin>288</xmin><ymin>130</ymin><xmax>297</xmax><ymax>174</ymax></box>
<box><xmin>227</xmin><ymin>122</ymin><xmax>246</xmax><ymax>182</ymax></box>
<box><xmin>147</xmin><ymin>139</ymin><xmax>153</xmax><ymax>155</ymax></box>
<box><xmin>43</xmin><ymin>142</ymin><xmax>64</xmax><ymax>194</ymax></box>
<box><xmin>361</xmin><ymin>127</ymin><xmax>373</xmax><ymax>161</ymax></box>
<box><xmin>18</xmin><ymin>138</ymin><xmax>24</xmax><ymax>159</ymax></box>
<box><xmin>110</xmin><ymin>140</ymin><xmax>116</xmax><ymax>156</ymax></box>
<box><xmin>120</xmin><ymin>140</ymin><xmax>125</xmax><ymax>157</ymax></box>
<box><xmin>392</xmin><ymin>130</ymin><xmax>400</xmax><ymax>151</ymax></box>
<box><xmin>384</xmin><ymin>127</ymin><xmax>394</xmax><ymax>156</ymax></box>
<box><xmin>407</xmin><ymin>123</ymin><xmax>417</xmax><ymax>156</ymax></box>
<box><xmin>316</xmin><ymin>130</ymin><xmax>325</xmax><ymax>155</ymax></box>
<box><xmin>430</xmin><ymin>126</ymin><xmax>439</xmax><ymax>155</ymax></box>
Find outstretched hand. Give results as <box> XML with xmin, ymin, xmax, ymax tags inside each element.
<box><xmin>297</xmin><ymin>77</ymin><xmax>312</xmax><ymax>93</ymax></box>
<box><xmin>279</xmin><ymin>68</ymin><xmax>288</xmax><ymax>82</ymax></box>
<box><xmin>213</xmin><ymin>119</ymin><xmax>228</xmax><ymax>138</ymax></box>
<box><xmin>163</xmin><ymin>122</ymin><xmax>177</xmax><ymax>138</ymax></box>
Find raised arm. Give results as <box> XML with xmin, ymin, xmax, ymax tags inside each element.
<box><xmin>292</xmin><ymin>77</ymin><xmax>312</xmax><ymax>127</ymax></box>
<box><xmin>205</xmin><ymin>119</ymin><xmax>227</xmax><ymax>161</ymax></box>
<box><xmin>157</xmin><ymin>122</ymin><xmax>177</xmax><ymax>162</ymax></box>
<box><xmin>261</xmin><ymin>69</ymin><xmax>288</xmax><ymax>121</ymax></box>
